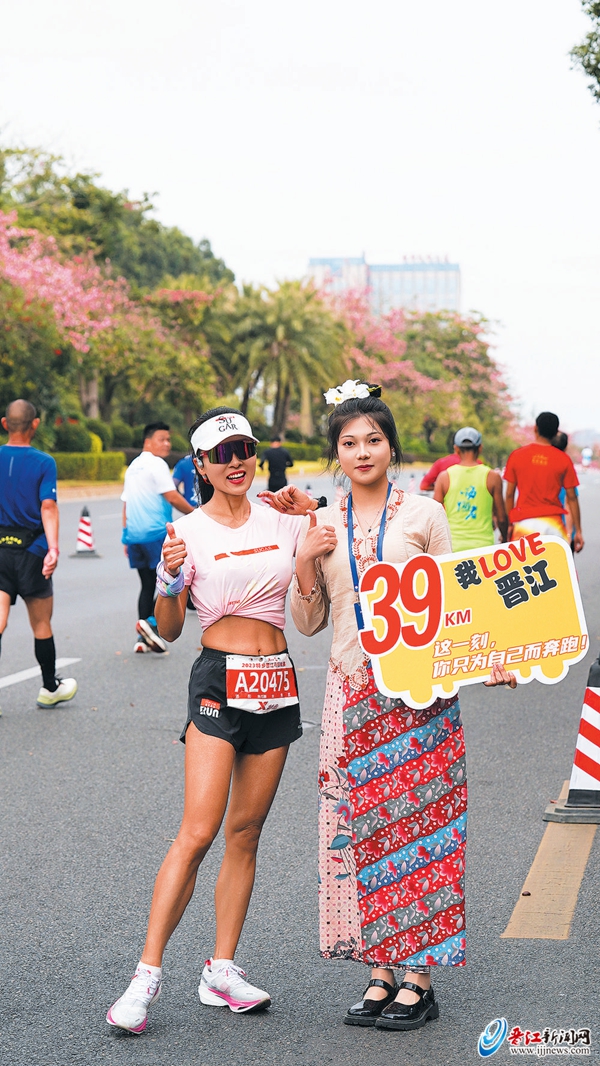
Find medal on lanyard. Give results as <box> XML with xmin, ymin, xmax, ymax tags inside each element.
<box><xmin>347</xmin><ymin>481</ymin><xmax>392</xmax><ymax>631</ymax></box>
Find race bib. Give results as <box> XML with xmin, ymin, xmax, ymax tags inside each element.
<box><xmin>225</xmin><ymin>653</ymin><xmax>298</xmax><ymax>713</ymax></box>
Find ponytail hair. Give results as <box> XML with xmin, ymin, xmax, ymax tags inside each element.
<box><xmin>187</xmin><ymin>406</ymin><xmax>245</xmax><ymax>505</ymax></box>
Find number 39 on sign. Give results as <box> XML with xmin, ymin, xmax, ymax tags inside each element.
<box><xmin>357</xmin><ymin>534</ymin><xmax>588</xmax><ymax>709</ymax></box>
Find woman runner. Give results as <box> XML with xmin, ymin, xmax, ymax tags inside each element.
<box><xmin>107</xmin><ymin>407</ymin><xmax>320</xmax><ymax>1034</ymax></box>
<box><xmin>265</xmin><ymin>383</ymin><xmax>515</xmax><ymax>1031</ymax></box>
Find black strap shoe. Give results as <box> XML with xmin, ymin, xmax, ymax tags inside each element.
<box><xmin>375</xmin><ymin>981</ymin><xmax>439</xmax><ymax>1031</ymax></box>
<box><xmin>344</xmin><ymin>979</ymin><xmax>399</xmax><ymax>1027</ymax></box>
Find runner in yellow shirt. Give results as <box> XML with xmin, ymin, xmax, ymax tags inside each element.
<box><xmin>433</xmin><ymin>427</ymin><xmax>508</xmax><ymax>550</ymax></box>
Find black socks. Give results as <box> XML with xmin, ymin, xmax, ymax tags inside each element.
<box><xmin>35</xmin><ymin>636</ymin><xmax>58</xmax><ymax>692</ymax></box>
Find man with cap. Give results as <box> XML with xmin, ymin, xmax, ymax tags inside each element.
<box><xmin>434</xmin><ymin>427</ymin><xmax>508</xmax><ymax>550</ymax></box>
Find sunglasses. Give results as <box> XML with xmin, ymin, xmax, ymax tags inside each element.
<box><xmin>201</xmin><ymin>440</ymin><xmax>256</xmax><ymax>465</ymax></box>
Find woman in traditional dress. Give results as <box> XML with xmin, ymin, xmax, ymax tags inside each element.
<box><xmin>266</xmin><ymin>382</ymin><xmax>514</xmax><ymax>1031</ymax></box>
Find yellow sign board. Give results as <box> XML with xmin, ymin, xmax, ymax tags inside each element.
<box><xmin>358</xmin><ymin>533</ymin><xmax>588</xmax><ymax>709</ymax></box>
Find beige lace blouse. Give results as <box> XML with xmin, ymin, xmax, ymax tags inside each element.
<box><xmin>290</xmin><ymin>487</ymin><xmax>451</xmax><ymax>690</ymax></box>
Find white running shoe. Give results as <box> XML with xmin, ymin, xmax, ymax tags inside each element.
<box><xmin>106</xmin><ymin>965</ymin><xmax>162</xmax><ymax>1034</ymax></box>
<box><xmin>136</xmin><ymin>619</ymin><xmax>168</xmax><ymax>654</ymax></box>
<box><xmin>133</xmin><ymin>639</ymin><xmax>150</xmax><ymax>654</ymax></box>
<box><xmin>36</xmin><ymin>677</ymin><xmax>78</xmax><ymax>708</ymax></box>
<box><xmin>199</xmin><ymin>958</ymin><xmax>271</xmax><ymax>1013</ymax></box>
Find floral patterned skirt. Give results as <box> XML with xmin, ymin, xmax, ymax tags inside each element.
<box><xmin>318</xmin><ymin>665</ymin><xmax>467</xmax><ymax>968</ymax></box>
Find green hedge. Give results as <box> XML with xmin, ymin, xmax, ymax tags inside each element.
<box><xmin>51</xmin><ymin>452</ymin><xmax>126</xmax><ymax>480</ymax></box>
<box><xmin>258</xmin><ymin>441</ymin><xmax>324</xmax><ymax>461</ymax></box>
<box><xmin>54</xmin><ymin>422</ymin><xmax>92</xmax><ymax>452</ymax></box>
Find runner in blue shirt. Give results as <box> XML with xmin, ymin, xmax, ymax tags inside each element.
<box><xmin>172</xmin><ymin>454</ymin><xmax>197</xmax><ymax>507</ymax></box>
<box><xmin>172</xmin><ymin>453</ymin><xmax>199</xmax><ymax>612</ymax></box>
<box><xmin>0</xmin><ymin>400</ymin><xmax>77</xmax><ymax>707</ymax></box>
<box><xmin>553</xmin><ymin>430</ymin><xmax>578</xmax><ymax>550</ymax></box>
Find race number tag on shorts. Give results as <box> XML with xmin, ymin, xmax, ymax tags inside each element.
<box><xmin>225</xmin><ymin>653</ymin><xmax>298</xmax><ymax>714</ymax></box>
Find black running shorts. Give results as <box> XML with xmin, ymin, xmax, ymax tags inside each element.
<box><xmin>181</xmin><ymin>647</ymin><xmax>303</xmax><ymax>755</ymax></box>
<box><xmin>0</xmin><ymin>548</ymin><xmax>53</xmax><ymax>604</ymax></box>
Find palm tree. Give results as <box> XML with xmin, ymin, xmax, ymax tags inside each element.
<box><xmin>232</xmin><ymin>280</ymin><xmax>347</xmax><ymax>436</ymax></box>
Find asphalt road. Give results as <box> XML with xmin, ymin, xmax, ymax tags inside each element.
<box><xmin>1</xmin><ymin>469</ymin><xmax>599</xmax><ymax>1066</ymax></box>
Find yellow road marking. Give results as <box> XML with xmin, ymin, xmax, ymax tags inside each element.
<box><xmin>501</xmin><ymin>782</ymin><xmax>597</xmax><ymax>940</ymax></box>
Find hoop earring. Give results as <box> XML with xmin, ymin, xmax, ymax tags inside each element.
<box><xmin>194</xmin><ymin>457</ymin><xmax>209</xmax><ymax>484</ymax></box>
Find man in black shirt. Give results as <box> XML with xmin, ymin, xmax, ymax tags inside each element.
<box><xmin>259</xmin><ymin>436</ymin><xmax>294</xmax><ymax>492</ymax></box>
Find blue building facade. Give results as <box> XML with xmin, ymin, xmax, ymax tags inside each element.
<box><xmin>308</xmin><ymin>255</ymin><xmax>460</xmax><ymax>314</ymax></box>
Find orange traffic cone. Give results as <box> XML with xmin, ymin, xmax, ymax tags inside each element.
<box><xmin>544</xmin><ymin>656</ymin><xmax>600</xmax><ymax>823</ymax></box>
<box><xmin>70</xmin><ymin>505</ymin><xmax>100</xmax><ymax>558</ymax></box>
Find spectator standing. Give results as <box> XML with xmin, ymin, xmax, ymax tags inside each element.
<box><xmin>259</xmin><ymin>436</ymin><xmax>293</xmax><ymax>492</ymax></box>
<box><xmin>122</xmin><ymin>422</ymin><xmax>194</xmax><ymax>653</ymax></box>
<box><xmin>0</xmin><ymin>400</ymin><xmax>77</xmax><ymax>707</ymax></box>
<box><xmin>172</xmin><ymin>453</ymin><xmax>197</xmax><ymax>507</ymax></box>
<box><xmin>433</xmin><ymin>427</ymin><xmax>507</xmax><ymax>549</ymax></box>
<box><xmin>504</xmin><ymin>411</ymin><xmax>583</xmax><ymax>551</ymax></box>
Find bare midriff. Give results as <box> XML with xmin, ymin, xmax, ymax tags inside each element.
<box><xmin>201</xmin><ymin>615</ymin><xmax>287</xmax><ymax>656</ymax></box>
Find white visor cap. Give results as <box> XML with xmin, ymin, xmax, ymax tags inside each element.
<box><xmin>190</xmin><ymin>413</ymin><xmax>259</xmax><ymax>455</ymax></box>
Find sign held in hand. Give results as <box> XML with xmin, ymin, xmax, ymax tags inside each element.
<box><xmin>358</xmin><ymin>533</ymin><xmax>588</xmax><ymax>709</ymax></box>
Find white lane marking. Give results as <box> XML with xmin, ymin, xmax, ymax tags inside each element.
<box><xmin>0</xmin><ymin>658</ymin><xmax>81</xmax><ymax>690</ymax></box>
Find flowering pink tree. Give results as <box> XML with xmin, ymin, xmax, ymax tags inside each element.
<box><xmin>0</xmin><ymin>211</ymin><xmax>130</xmax><ymax>354</ymax></box>
<box><xmin>328</xmin><ymin>290</ymin><xmax>437</xmax><ymax>397</ymax></box>
<box><xmin>325</xmin><ymin>288</ymin><xmax>520</xmax><ymax>463</ymax></box>
<box><xmin>0</xmin><ymin>211</ymin><xmax>218</xmax><ymax>421</ymax></box>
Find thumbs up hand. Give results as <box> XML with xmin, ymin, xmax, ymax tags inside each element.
<box><xmin>163</xmin><ymin>522</ymin><xmax>188</xmax><ymax>576</ymax></box>
<box><xmin>300</xmin><ymin>508</ymin><xmax>337</xmax><ymax>562</ymax></box>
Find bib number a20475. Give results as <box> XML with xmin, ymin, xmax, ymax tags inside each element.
<box><xmin>225</xmin><ymin>654</ymin><xmax>298</xmax><ymax>713</ymax></box>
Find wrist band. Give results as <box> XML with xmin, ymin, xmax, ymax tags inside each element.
<box><xmin>156</xmin><ymin>560</ymin><xmax>185</xmax><ymax>598</ymax></box>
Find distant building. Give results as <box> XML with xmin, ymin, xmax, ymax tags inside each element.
<box><xmin>308</xmin><ymin>255</ymin><xmax>461</xmax><ymax>315</ymax></box>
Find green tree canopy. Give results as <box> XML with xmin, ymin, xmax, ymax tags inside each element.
<box><xmin>0</xmin><ymin>145</ymin><xmax>234</xmax><ymax>289</ymax></box>
<box><xmin>571</xmin><ymin>2</ymin><xmax>600</xmax><ymax>104</ymax></box>
<box><xmin>0</xmin><ymin>277</ymin><xmax>75</xmax><ymax>430</ymax></box>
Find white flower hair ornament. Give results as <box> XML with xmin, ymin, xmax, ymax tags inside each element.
<box><xmin>323</xmin><ymin>379</ymin><xmax>373</xmax><ymax>406</ymax></box>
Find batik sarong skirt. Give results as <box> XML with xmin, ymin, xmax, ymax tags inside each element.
<box><xmin>318</xmin><ymin>664</ymin><xmax>467</xmax><ymax>968</ymax></box>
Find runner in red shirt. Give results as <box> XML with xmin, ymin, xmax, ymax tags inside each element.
<box><xmin>503</xmin><ymin>411</ymin><xmax>583</xmax><ymax>552</ymax></box>
<box><xmin>420</xmin><ymin>451</ymin><xmax>483</xmax><ymax>492</ymax></box>
<box><xmin>419</xmin><ymin>453</ymin><xmax>460</xmax><ymax>491</ymax></box>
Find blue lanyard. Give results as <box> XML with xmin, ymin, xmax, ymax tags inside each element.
<box><xmin>348</xmin><ymin>481</ymin><xmax>392</xmax><ymax>630</ymax></box>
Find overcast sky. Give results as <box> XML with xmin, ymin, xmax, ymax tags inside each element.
<box><xmin>2</xmin><ymin>0</ymin><xmax>599</xmax><ymax>432</ymax></box>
